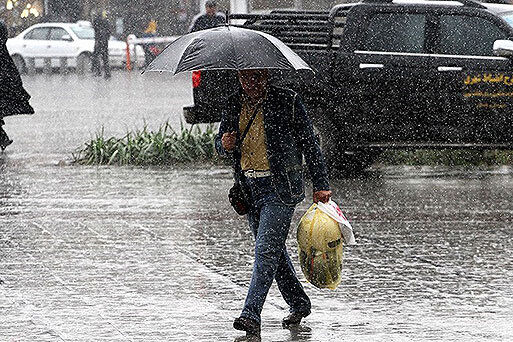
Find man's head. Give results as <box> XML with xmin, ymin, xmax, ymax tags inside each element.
<box><xmin>238</xmin><ymin>69</ymin><xmax>269</xmax><ymax>100</ymax></box>
<box><xmin>205</xmin><ymin>0</ymin><xmax>217</xmax><ymax>16</ymax></box>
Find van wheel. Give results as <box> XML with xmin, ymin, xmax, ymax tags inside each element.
<box><xmin>321</xmin><ymin>134</ymin><xmax>381</xmax><ymax>177</ymax></box>
<box><xmin>12</xmin><ymin>55</ymin><xmax>26</xmax><ymax>74</ymax></box>
<box><xmin>76</xmin><ymin>53</ymin><xmax>92</xmax><ymax>74</ymax></box>
<box><xmin>326</xmin><ymin>150</ymin><xmax>381</xmax><ymax>177</ymax></box>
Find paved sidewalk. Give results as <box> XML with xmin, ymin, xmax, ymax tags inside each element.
<box><xmin>0</xmin><ymin>165</ymin><xmax>314</xmax><ymax>341</ymax></box>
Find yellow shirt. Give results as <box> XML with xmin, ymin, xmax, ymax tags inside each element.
<box><xmin>239</xmin><ymin>98</ymin><xmax>270</xmax><ymax>171</ymax></box>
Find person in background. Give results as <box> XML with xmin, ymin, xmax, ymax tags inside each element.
<box><xmin>189</xmin><ymin>0</ymin><xmax>225</xmax><ymax>33</ymax></box>
<box><xmin>92</xmin><ymin>10</ymin><xmax>112</xmax><ymax>79</ymax></box>
<box><xmin>0</xmin><ymin>20</ymin><xmax>34</xmax><ymax>151</ymax></box>
<box><xmin>142</xmin><ymin>20</ymin><xmax>160</xmax><ymax>67</ymax></box>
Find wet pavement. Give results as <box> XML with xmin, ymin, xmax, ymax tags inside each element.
<box><xmin>1</xmin><ymin>72</ymin><xmax>513</xmax><ymax>341</ymax></box>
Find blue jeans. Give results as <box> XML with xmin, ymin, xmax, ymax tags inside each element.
<box><xmin>241</xmin><ymin>176</ymin><xmax>311</xmax><ymax>324</ymax></box>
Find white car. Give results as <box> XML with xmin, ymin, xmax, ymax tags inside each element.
<box><xmin>6</xmin><ymin>21</ymin><xmax>145</xmax><ymax>73</ymax></box>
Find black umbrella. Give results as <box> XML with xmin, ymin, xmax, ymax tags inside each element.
<box><xmin>143</xmin><ymin>25</ymin><xmax>312</xmax><ymax>74</ymax></box>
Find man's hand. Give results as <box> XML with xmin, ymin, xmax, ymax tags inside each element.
<box><xmin>222</xmin><ymin>131</ymin><xmax>237</xmax><ymax>152</ymax></box>
<box><xmin>313</xmin><ymin>190</ymin><xmax>332</xmax><ymax>204</ymax></box>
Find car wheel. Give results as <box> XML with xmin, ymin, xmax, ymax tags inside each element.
<box><xmin>12</xmin><ymin>55</ymin><xmax>26</xmax><ymax>74</ymax></box>
<box><xmin>76</xmin><ymin>53</ymin><xmax>92</xmax><ymax>74</ymax></box>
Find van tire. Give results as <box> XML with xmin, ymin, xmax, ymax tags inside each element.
<box><xmin>320</xmin><ymin>132</ymin><xmax>381</xmax><ymax>177</ymax></box>
<box><xmin>326</xmin><ymin>150</ymin><xmax>381</xmax><ymax>177</ymax></box>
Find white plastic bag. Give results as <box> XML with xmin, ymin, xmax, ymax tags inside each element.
<box><xmin>316</xmin><ymin>200</ymin><xmax>356</xmax><ymax>245</ymax></box>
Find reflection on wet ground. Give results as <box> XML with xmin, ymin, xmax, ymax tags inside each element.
<box><xmin>1</xmin><ymin>72</ymin><xmax>512</xmax><ymax>341</ymax></box>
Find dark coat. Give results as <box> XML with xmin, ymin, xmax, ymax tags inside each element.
<box><xmin>189</xmin><ymin>13</ymin><xmax>225</xmax><ymax>33</ymax></box>
<box><xmin>93</xmin><ymin>16</ymin><xmax>112</xmax><ymax>51</ymax></box>
<box><xmin>0</xmin><ymin>21</ymin><xmax>34</xmax><ymax>118</ymax></box>
<box><xmin>215</xmin><ymin>85</ymin><xmax>330</xmax><ymax>206</ymax></box>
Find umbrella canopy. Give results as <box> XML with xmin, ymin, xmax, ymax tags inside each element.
<box><xmin>143</xmin><ymin>25</ymin><xmax>312</xmax><ymax>74</ymax></box>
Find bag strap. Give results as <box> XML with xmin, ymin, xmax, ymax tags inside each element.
<box><xmin>231</xmin><ymin>99</ymin><xmax>263</xmax><ymax>180</ymax></box>
<box><xmin>237</xmin><ymin>101</ymin><xmax>262</xmax><ymax>149</ymax></box>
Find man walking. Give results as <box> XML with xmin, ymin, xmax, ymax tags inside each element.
<box><xmin>92</xmin><ymin>11</ymin><xmax>112</xmax><ymax>79</ymax></box>
<box><xmin>189</xmin><ymin>0</ymin><xmax>225</xmax><ymax>33</ymax></box>
<box><xmin>215</xmin><ymin>69</ymin><xmax>331</xmax><ymax>338</ymax></box>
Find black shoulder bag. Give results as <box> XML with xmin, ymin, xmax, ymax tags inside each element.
<box><xmin>228</xmin><ymin>104</ymin><xmax>261</xmax><ymax>215</ymax></box>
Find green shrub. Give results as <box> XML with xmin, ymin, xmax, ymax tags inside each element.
<box><xmin>73</xmin><ymin>122</ymin><xmax>513</xmax><ymax>167</ymax></box>
<box><xmin>73</xmin><ymin>122</ymin><xmax>224</xmax><ymax>166</ymax></box>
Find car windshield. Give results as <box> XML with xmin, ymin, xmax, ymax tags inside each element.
<box><xmin>501</xmin><ymin>12</ymin><xmax>513</xmax><ymax>28</ymax></box>
<box><xmin>70</xmin><ymin>25</ymin><xmax>94</xmax><ymax>40</ymax></box>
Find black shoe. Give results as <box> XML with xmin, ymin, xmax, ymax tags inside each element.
<box><xmin>233</xmin><ymin>317</ymin><xmax>261</xmax><ymax>337</ymax></box>
<box><xmin>282</xmin><ymin>311</ymin><xmax>309</xmax><ymax>328</ymax></box>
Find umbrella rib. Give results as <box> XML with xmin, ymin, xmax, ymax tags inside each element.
<box><xmin>174</xmin><ymin>38</ymin><xmax>199</xmax><ymax>75</ymax></box>
<box><xmin>228</xmin><ymin>26</ymin><xmax>241</xmax><ymax>70</ymax></box>
<box><xmin>254</xmin><ymin>30</ymin><xmax>296</xmax><ymax>70</ymax></box>
<box><xmin>143</xmin><ymin>33</ymin><xmax>198</xmax><ymax>74</ymax></box>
